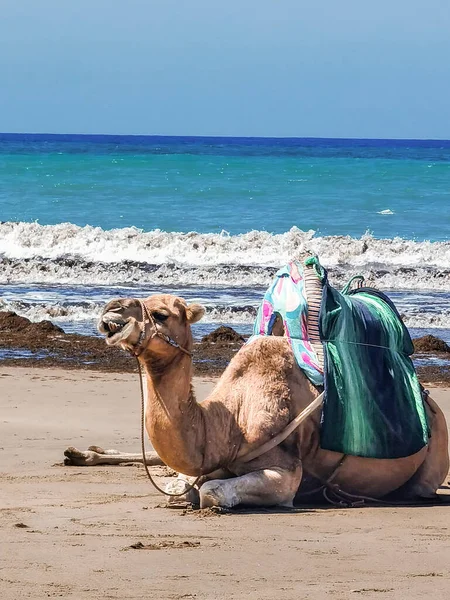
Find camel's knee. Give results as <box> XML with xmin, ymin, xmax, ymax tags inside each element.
<box><xmin>200</xmin><ymin>480</ymin><xmax>239</xmax><ymax>509</ymax></box>
<box><xmin>166</xmin><ymin>474</ymin><xmax>200</xmax><ymax>505</ymax></box>
<box><xmin>200</xmin><ymin>467</ymin><xmax>302</xmax><ymax>509</ymax></box>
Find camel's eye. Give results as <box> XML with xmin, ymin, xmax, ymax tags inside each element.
<box><xmin>153</xmin><ymin>312</ymin><xmax>169</xmax><ymax>322</ymax></box>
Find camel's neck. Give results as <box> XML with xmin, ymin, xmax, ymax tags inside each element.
<box><xmin>141</xmin><ymin>352</ymin><xmax>206</xmax><ymax>476</ymax></box>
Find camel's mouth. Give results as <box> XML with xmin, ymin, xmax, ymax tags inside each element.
<box><xmin>98</xmin><ymin>313</ymin><xmax>135</xmax><ymax>346</ymax></box>
<box><xmin>104</xmin><ymin>320</ymin><xmax>125</xmax><ymax>336</ymax></box>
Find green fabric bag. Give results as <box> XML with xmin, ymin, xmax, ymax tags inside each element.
<box><xmin>319</xmin><ymin>281</ymin><xmax>429</xmax><ymax>459</ymax></box>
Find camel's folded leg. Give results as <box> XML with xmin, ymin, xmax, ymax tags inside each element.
<box><xmin>64</xmin><ymin>446</ymin><xmax>165</xmax><ymax>467</ymax></box>
<box><xmin>199</xmin><ymin>466</ymin><xmax>303</xmax><ymax>509</ymax></box>
<box><xmin>164</xmin><ymin>468</ymin><xmax>234</xmax><ymax>506</ymax></box>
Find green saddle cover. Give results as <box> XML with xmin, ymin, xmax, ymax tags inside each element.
<box><xmin>319</xmin><ymin>278</ymin><xmax>429</xmax><ymax>459</ymax></box>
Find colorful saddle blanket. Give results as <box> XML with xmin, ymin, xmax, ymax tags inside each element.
<box><xmin>248</xmin><ymin>261</ymin><xmax>324</xmax><ymax>386</ymax></box>
<box><xmin>251</xmin><ymin>259</ymin><xmax>429</xmax><ymax>459</ymax></box>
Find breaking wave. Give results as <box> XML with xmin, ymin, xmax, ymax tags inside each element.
<box><xmin>1</xmin><ymin>221</ymin><xmax>450</xmax><ymax>291</ymax></box>
<box><xmin>1</xmin><ymin>297</ymin><xmax>449</xmax><ymax>332</ymax></box>
<box><xmin>0</xmin><ymin>298</ymin><xmax>258</xmax><ymax>327</ymax></box>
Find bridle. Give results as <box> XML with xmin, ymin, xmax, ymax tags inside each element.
<box><xmin>132</xmin><ymin>299</ymin><xmax>192</xmax><ymax>358</ymax></box>
<box><xmin>129</xmin><ymin>299</ymin><xmax>201</xmax><ymax>500</ymax></box>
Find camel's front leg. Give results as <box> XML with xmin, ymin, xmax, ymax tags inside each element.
<box><xmin>165</xmin><ymin>468</ymin><xmax>234</xmax><ymax>505</ymax></box>
<box><xmin>64</xmin><ymin>446</ymin><xmax>164</xmax><ymax>467</ymax></box>
<box><xmin>199</xmin><ymin>466</ymin><xmax>302</xmax><ymax>509</ymax></box>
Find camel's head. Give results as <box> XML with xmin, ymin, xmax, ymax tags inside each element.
<box><xmin>98</xmin><ymin>294</ymin><xmax>205</xmax><ymax>358</ymax></box>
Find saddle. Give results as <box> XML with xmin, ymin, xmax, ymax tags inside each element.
<box><xmin>250</xmin><ymin>258</ymin><xmax>429</xmax><ymax>459</ymax></box>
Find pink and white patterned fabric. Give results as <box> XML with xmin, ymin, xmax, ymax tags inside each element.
<box><xmin>247</xmin><ymin>261</ymin><xmax>324</xmax><ymax>386</ymax></box>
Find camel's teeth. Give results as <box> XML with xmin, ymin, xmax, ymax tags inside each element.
<box><xmin>107</xmin><ymin>321</ymin><xmax>125</xmax><ymax>334</ymax></box>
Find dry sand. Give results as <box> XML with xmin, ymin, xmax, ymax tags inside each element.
<box><xmin>1</xmin><ymin>366</ymin><xmax>449</xmax><ymax>600</ymax></box>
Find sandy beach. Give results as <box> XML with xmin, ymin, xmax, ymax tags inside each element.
<box><xmin>3</xmin><ymin>4</ymin><xmax>450</xmax><ymax>598</ymax></box>
<box><xmin>0</xmin><ymin>366</ymin><xmax>449</xmax><ymax>600</ymax></box>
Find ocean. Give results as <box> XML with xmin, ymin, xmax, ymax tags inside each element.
<box><xmin>1</xmin><ymin>133</ymin><xmax>450</xmax><ymax>347</ymax></box>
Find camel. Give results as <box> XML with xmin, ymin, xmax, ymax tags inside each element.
<box><xmin>66</xmin><ymin>293</ymin><xmax>449</xmax><ymax>509</ymax></box>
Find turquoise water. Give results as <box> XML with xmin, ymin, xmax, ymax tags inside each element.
<box><xmin>0</xmin><ymin>134</ymin><xmax>449</xmax><ymax>343</ymax></box>
<box><xmin>1</xmin><ymin>134</ymin><xmax>450</xmax><ymax>240</ymax></box>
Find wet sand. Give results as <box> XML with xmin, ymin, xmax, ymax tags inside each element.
<box><xmin>1</xmin><ymin>367</ymin><xmax>449</xmax><ymax>600</ymax></box>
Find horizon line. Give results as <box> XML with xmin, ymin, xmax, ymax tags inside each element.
<box><xmin>1</xmin><ymin>131</ymin><xmax>450</xmax><ymax>143</ymax></box>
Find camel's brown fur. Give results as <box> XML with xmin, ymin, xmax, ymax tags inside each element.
<box><xmin>96</xmin><ymin>294</ymin><xmax>449</xmax><ymax>508</ymax></box>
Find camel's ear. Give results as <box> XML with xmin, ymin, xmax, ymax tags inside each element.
<box><xmin>185</xmin><ymin>303</ymin><xmax>205</xmax><ymax>324</ymax></box>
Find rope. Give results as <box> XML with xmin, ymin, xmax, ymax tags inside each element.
<box><xmin>124</xmin><ymin>300</ymin><xmax>199</xmax><ymax>498</ymax></box>
<box><xmin>341</xmin><ymin>275</ymin><xmax>365</xmax><ymax>295</ymax></box>
<box><xmin>236</xmin><ymin>392</ymin><xmax>324</xmax><ymax>464</ymax></box>
<box><xmin>137</xmin><ymin>357</ymin><xmax>202</xmax><ymax>498</ymax></box>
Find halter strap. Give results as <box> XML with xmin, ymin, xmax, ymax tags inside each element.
<box><xmin>131</xmin><ymin>299</ymin><xmax>192</xmax><ymax>358</ymax></box>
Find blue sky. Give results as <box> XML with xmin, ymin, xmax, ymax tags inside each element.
<box><xmin>1</xmin><ymin>0</ymin><xmax>449</xmax><ymax>138</ymax></box>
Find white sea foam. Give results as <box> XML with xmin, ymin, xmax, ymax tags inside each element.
<box><xmin>378</xmin><ymin>209</ymin><xmax>395</xmax><ymax>215</ymax></box>
<box><xmin>0</xmin><ymin>299</ymin><xmax>101</xmax><ymax>323</ymax></box>
<box><xmin>403</xmin><ymin>312</ymin><xmax>450</xmax><ymax>330</ymax></box>
<box><xmin>0</xmin><ymin>298</ymin><xmax>258</xmax><ymax>326</ymax></box>
<box><xmin>1</xmin><ymin>297</ymin><xmax>449</xmax><ymax>332</ymax></box>
<box><xmin>1</xmin><ymin>221</ymin><xmax>450</xmax><ymax>290</ymax></box>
